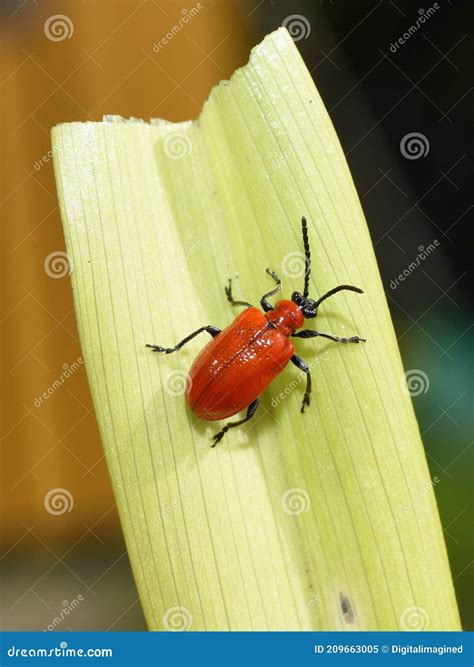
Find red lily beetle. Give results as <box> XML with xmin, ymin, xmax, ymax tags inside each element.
<box><xmin>147</xmin><ymin>217</ymin><xmax>365</xmax><ymax>446</ymax></box>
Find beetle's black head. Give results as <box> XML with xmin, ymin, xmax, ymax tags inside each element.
<box><xmin>291</xmin><ymin>216</ymin><xmax>318</xmax><ymax>318</ymax></box>
<box><xmin>291</xmin><ymin>291</ymin><xmax>318</xmax><ymax>318</ymax></box>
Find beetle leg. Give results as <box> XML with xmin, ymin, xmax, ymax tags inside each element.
<box><xmin>290</xmin><ymin>354</ymin><xmax>312</xmax><ymax>413</ymax></box>
<box><xmin>292</xmin><ymin>330</ymin><xmax>366</xmax><ymax>344</ymax></box>
<box><xmin>146</xmin><ymin>325</ymin><xmax>221</xmax><ymax>354</ymax></box>
<box><xmin>211</xmin><ymin>397</ymin><xmax>260</xmax><ymax>447</ymax></box>
<box><xmin>225</xmin><ymin>279</ymin><xmax>253</xmax><ymax>308</ymax></box>
<box><xmin>260</xmin><ymin>268</ymin><xmax>282</xmax><ymax>312</ymax></box>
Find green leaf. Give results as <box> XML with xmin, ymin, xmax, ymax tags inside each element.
<box><xmin>52</xmin><ymin>28</ymin><xmax>460</xmax><ymax>631</ymax></box>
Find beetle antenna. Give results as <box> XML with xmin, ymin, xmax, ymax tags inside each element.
<box><xmin>302</xmin><ymin>216</ymin><xmax>311</xmax><ymax>298</ymax></box>
<box><xmin>314</xmin><ymin>284</ymin><xmax>364</xmax><ymax>308</ymax></box>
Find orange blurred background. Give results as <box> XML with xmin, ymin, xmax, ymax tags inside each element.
<box><xmin>1</xmin><ymin>0</ymin><xmax>250</xmax><ymax>630</ymax></box>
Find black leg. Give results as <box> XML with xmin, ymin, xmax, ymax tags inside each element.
<box><xmin>146</xmin><ymin>325</ymin><xmax>221</xmax><ymax>354</ymax></box>
<box><xmin>292</xmin><ymin>329</ymin><xmax>366</xmax><ymax>344</ymax></box>
<box><xmin>260</xmin><ymin>268</ymin><xmax>282</xmax><ymax>312</ymax></box>
<box><xmin>291</xmin><ymin>354</ymin><xmax>312</xmax><ymax>413</ymax></box>
<box><xmin>211</xmin><ymin>397</ymin><xmax>260</xmax><ymax>447</ymax></box>
<box><xmin>225</xmin><ymin>279</ymin><xmax>253</xmax><ymax>308</ymax></box>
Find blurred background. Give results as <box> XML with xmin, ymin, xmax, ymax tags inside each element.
<box><xmin>1</xmin><ymin>0</ymin><xmax>472</xmax><ymax>631</ymax></box>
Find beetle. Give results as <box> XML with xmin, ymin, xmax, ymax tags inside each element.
<box><xmin>147</xmin><ymin>217</ymin><xmax>365</xmax><ymax>446</ymax></box>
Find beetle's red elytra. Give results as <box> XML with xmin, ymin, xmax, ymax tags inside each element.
<box><xmin>147</xmin><ymin>217</ymin><xmax>366</xmax><ymax>446</ymax></box>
